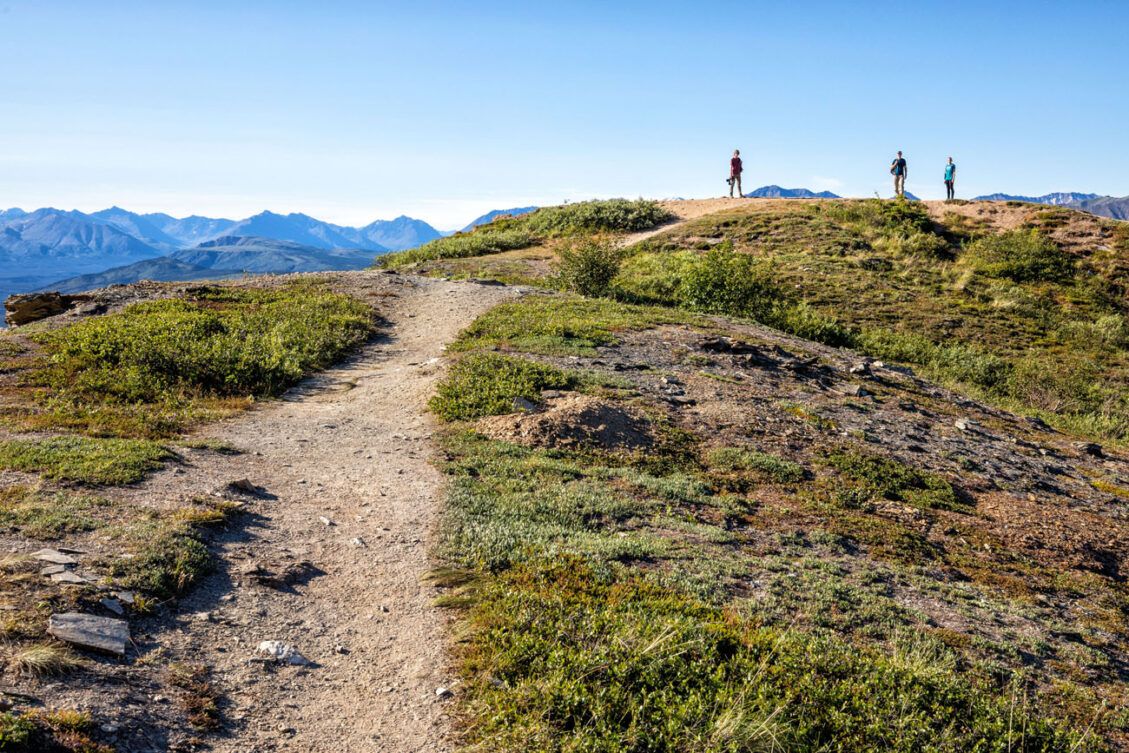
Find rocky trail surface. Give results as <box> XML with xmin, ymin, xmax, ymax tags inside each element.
<box><xmin>141</xmin><ymin>274</ymin><xmax>514</xmax><ymax>751</ymax></box>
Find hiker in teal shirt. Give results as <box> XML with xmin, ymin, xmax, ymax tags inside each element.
<box><xmin>944</xmin><ymin>157</ymin><xmax>956</xmax><ymax>200</ymax></box>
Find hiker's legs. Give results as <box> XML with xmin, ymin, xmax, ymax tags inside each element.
<box><xmin>894</xmin><ymin>174</ymin><xmax>904</xmax><ymax>197</ymax></box>
<box><xmin>735</xmin><ymin>175</ymin><xmax>742</xmax><ymax>197</ymax></box>
<box><xmin>728</xmin><ymin>178</ymin><xmax>735</xmax><ymax>198</ymax></box>
<box><xmin>946</xmin><ymin>180</ymin><xmax>955</xmax><ymax>200</ymax></box>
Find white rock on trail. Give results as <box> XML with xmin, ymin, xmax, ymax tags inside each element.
<box><xmin>256</xmin><ymin>640</ymin><xmax>310</xmax><ymax>666</ymax></box>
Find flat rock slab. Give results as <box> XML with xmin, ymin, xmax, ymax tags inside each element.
<box><xmin>50</xmin><ymin>571</ymin><xmax>91</xmax><ymax>585</ymax></box>
<box><xmin>47</xmin><ymin>613</ymin><xmax>129</xmax><ymax>656</ymax></box>
<box><xmin>32</xmin><ymin>549</ymin><xmax>78</xmax><ymax>565</ymax></box>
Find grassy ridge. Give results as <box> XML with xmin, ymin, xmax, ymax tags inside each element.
<box><xmin>380</xmin><ymin>199</ymin><xmax>673</xmax><ymax>270</ymax></box>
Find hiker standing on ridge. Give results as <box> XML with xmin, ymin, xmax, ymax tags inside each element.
<box><xmin>729</xmin><ymin>150</ymin><xmax>743</xmax><ymax>198</ymax></box>
<box><xmin>890</xmin><ymin>151</ymin><xmax>908</xmax><ymax>198</ymax></box>
<box><xmin>944</xmin><ymin>157</ymin><xmax>957</xmax><ymax>200</ymax></box>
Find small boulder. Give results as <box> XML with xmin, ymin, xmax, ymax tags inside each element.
<box><xmin>50</xmin><ymin>571</ymin><xmax>90</xmax><ymax>585</ymax></box>
<box><xmin>1072</xmin><ymin>441</ymin><xmax>1103</xmax><ymax>458</ymax></box>
<box><xmin>511</xmin><ymin>396</ymin><xmax>540</xmax><ymax>413</ymax></box>
<box><xmin>4</xmin><ymin>292</ymin><xmax>84</xmax><ymax>327</ymax></box>
<box><xmin>47</xmin><ymin>613</ymin><xmax>130</xmax><ymax>656</ymax></box>
<box><xmin>32</xmin><ymin>549</ymin><xmax>78</xmax><ymax>565</ymax></box>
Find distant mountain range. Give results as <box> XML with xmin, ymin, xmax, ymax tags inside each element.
<box><xmin>47</xmin><ymin>236</ymin><xmax>378</xmax><ymax>294</ymax></box>
<box><xmin>745</xmin><ymin>185</ymin><xmax>841</xmax><ymax>199</ymax></box>
<box><xmin>973</xmin><ymin>192</ymin><xmax>1129</xmax><ymax>220</ymax></box>
<box><xmin>0</xmin><ymin>205</ymin><xmax>448</xmax><ymax>303</ymax></box>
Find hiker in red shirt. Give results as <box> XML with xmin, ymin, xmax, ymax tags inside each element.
<box><xmin>728</xmin><ymin>150</ymin><xmax>743</xmax><ymax>198</ymax></box>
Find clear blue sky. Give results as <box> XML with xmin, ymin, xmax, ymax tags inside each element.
<box><xmin>2</xmin><ymin>0</ymin><xmax>1126</xmax><ymax>228</ymax></box>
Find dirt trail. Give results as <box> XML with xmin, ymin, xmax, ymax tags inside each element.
<box><xmin>151</xmin><ymin>274</ymin><xmax>515</xmax><ymax>752</ymax></box>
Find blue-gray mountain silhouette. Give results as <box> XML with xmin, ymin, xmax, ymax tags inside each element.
<box><xmin>744</xmin><ymin>185</ymin><xmax>841</xmax><ymax>199</ymax></box>
<box><xmin>45</xmin><ymin>236</ymin><xmax>383</xmax><ymax>294</ymax></box>
<box><xmin>973</xmin><ymin>192</ymin><xmax>1129</xmax><ymax>220</ymax></box>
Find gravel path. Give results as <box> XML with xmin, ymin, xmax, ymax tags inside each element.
<box><xmin>153</xmin><ymin>274</ymin><xmax>515</xmax><ymax>752</ymax></box>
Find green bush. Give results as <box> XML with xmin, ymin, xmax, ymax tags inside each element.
<box><xmin>430</xmin><ymin>353</ymin><xmax>578</xmax><ymax>421</ymax></box>
<box><xmin>527</xmin><ymin>199</ymin><xmax>673</xmax><ymax>235</ymax></box>
<box><xmin>612</xmin><ymin>250</ymin><xmax>699</xmax><ymax>306</ymax></box>
<box><xmin>823</xmin><ymin>198</ymin><xmax>934</xmax><ymax>236</ymax></box>
<box><xmin>772</xmin><ymin>303</ymin><xmax>853</xmax><ymax>347</ymax></box>
<box><xmin>854</xmin><ymin>329</ymin><xmax>1011</xmax><ymax>392</ymax></box>
<box><xmin>555</xmin><ymin>241</ymin><xmax>622</xmax><ymax>298</ymax></box>
<box><xmin>452</xmin><ymin>295</ymin><xmax>701</xmax><ymax>356</ymax></box>
<box><xmin>965</xmin><ymin>230</ymin><xmax>1074</xmax><ymax>283</ymax></box>
<box><xmin>0</xmin><ymin>711</ymin><xmax>34</xmax><ymax>748</ymax></box>
<box><xmin>680</xmin><ymin>244</ymin><xmax>783</xmax><ymax>321</ymax></box>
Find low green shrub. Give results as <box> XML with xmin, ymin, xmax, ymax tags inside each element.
<box><xmin>34</xmin><ymin>285</ymin><xmax>374</xmax><ymax>404</ymax></box>
<box><xmin>109</xmin><ymin>517</ymin><xmax>212</xmax><ymax>599</ymax></box>
<box><xmin>452</xmin><ymin>295</ymin><xmax>700</xmax><ymax>356</ymax></box>
<box><xmin>0</xmin><ymin>711</ymin><xmax>34</xmax><ymax>748</ymax></box>
<box><xmin>430</xmin><ymin>353</ymin><xmax>578</xmax><ymax>421</ymax></box>
<box><xmin>822</xmin><ymin>198</ymin><xmax>934</xmax><ymax>236</ymax></box>
<box><xmin>772</xmin><ymin>303</ymin><xmax>853</xmax><ymax>347</ymax></box>
<box><xmin>825</xmin><ymin>449</ymin><xmax>965</xmax><ymax>512</ymax></box>
<box><xmin>964</xmin><ymin>230</ymin><xmax>1074</xmax><ymax>283</ymax></box>
<box><xmin>854</xmin><ymin>329</ymin><xmax>1011</xmax><ymax>392</ymax></box>
<box><xmin>0</xmin><ymin>485</ymin><xmax>107</xmax><ymax>538</ymax></box>
<box><xmin>554</xmin><ymin>241</ymin><xmax>622</xmax><ymax>298</ymax></box>
<box><xmin>0</xmin><ymin>436</ymin><xmax>170</xmax><ymax>485</ymax></box>
<box><xmin>27</xmin><ymin>284</ymin><xmax>374</xmax><ymax>437</ymax></box>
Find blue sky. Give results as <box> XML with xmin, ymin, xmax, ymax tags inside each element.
<box><xmin>1</xmin><ymin>0</ymin><xmax>1127</xmax><ymax>228</ymax></box>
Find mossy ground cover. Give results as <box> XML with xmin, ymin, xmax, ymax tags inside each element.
<box><xmin>430</xmin><ymin>294</ymin><xmax>1124</xmax><ymax>751</ymax></box>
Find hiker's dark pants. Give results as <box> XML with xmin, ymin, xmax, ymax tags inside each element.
<box><xmin>730</xmin><ymin>174</ymin><xmax>742</xmax><ymax>198</ymax></box>
<box><xmin>945</xmin><ymin>180</ymin><xmax>955</xmax><ymax>200</ymax></box>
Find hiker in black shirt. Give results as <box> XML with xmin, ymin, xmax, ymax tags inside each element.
<box><xmin>890</xmin><ymin>151</ymin><xmax>907</xmax><ymax>197</ymax></box>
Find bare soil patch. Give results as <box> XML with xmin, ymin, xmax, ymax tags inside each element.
<box><xmin>476</xmin><ymin>392</ymin><xmax>653</xmax><ymax>451</ymax></box>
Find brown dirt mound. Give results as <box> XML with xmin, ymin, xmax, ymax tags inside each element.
<box><xmin>477</xmin><ymin>393</ymin><xmax>653</xmax><ymax>451</ymax></box>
